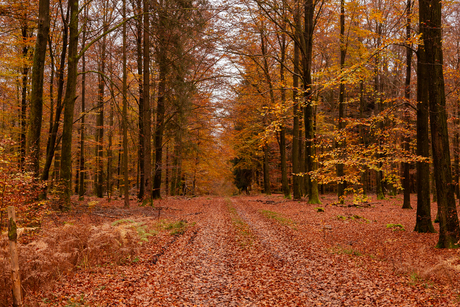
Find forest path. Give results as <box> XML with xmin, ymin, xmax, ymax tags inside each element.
<box><xmin>35</xmin><ymin>196</ymin><xmax>458</xmax><ymax>306</ymax></box>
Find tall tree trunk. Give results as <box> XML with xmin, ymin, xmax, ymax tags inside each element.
<box><xmin>59</xmin><ymin>0</ymin><xmax>79</xmax><ymax>204</ymax></box>
<box><xmin>402</xmin><ymin>0</ymin><xmax>413</xmax><ymax>209</ymax></box>
<box><xmin>42</xmin><ymin>6</ymin><xmax>69</xmax><ymax>182</ymax></box>
<box><xmin>20</xmin><ymin>25</ymin><xmax>29</xmax><ymax>171</ymax></box>
<box><xmin>337</xmin><ymin>0</ymin><xmax>346</xmax><ymax>202</ymax></box>
<box><xmin>27</xmin><ymin>0</ymin><xmax>50</xmax><ymax>176</ymax></box>
<box><xmin>142</xmin><ymin>0</ymin><xmax>152</xmax><ymax>201</ymax></box>
<box><xmin>107</xmin><ymin>85</ymin><xmax>114</xmax><ymax>199</ymax></box>
<box><xmin>292</xmin><ymin>4</ymin><xmax>301</xmax><ymax>200</ymax></box>
<box><xmin>359</xmin><ymin>81</ymin><xmax>369</xmax><ymax>195</ymax></box>
<box><xmin>153</xmin><ymin>4</ymin><xmax>167</xmax><ymax>199</ymax></box>
<box><xmin>419</xmin><ymin>0</ymin><xmax>460</xmax><ymax>248</ymax></box>
<box><xmin>122</xmin><ymin>0</ymin><xmax>129</xmax><ymax>207</ymax></box>
<box><xmin>137</xmin><ymin>0</ymin><xmax>144</xmax><ymax>200</ymax></box>
<box><xmin>414</xmin><ymin>46</ymin><xmax>435</xmax><ymax>233</ymax></box>
<box><xmin>78</xmin><ymin>13</ymin><xmax>87</xmax><ymax>197</ymax></box>
<box><xmin>303</xmin><ymin>0</ymin><xmax>320</xmax><ymax>204</ymax></box>
<box><xmin>95</xmin><ymin>29</ymin><xmax>106</xmax><ymax>198</ymax></box>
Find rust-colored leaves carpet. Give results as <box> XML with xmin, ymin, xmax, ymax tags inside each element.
<box><xmin>26</xmin><ymin>195</ymin><xmax>460</xmax><ymax>306</ymax></box>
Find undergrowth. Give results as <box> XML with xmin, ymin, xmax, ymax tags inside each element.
<box><xmin>0</xmin><ymin>220</ymin><xmax>139</xmax><ymax>306</ymax></box>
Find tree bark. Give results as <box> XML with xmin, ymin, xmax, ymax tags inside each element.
<box><xmin>95</xmin><ymin>28</ymin><xmax>106</xmax><ymax>198</ymax></box>
<box><xmin>20</xmin><ymin>25</ymin><xmax>29</xmax><ymax>171</ymax></box>
<box><xmin>41</xmin><ymin>6</ymin><xmax>69</xmax><ymax>183</ymax></box>
<box><xmin>59</xmin><ymin>0</ymin><xmax>79</xmax><ymax>204</ymax></box>
<box><xmin>419</xmin><ymin>0</ymin><xmax>460</xmax><ymax>247</ymax></box>
<box><xmin>142</xmin><ymin>0</ymin><xmax>152</xmax><ymax>201</ymax></box>
<box><xmin>303</xmin><ymin>0</ymin><xmax>320</xmax><ymax>204</ymax></box>
<box><xmin>8</xmin><ymin>207</ymin><xmax>22</xmax><ymax>307</ymax></box>
<box><xmin>27</xmin><ymin>0</ymin><xmax>50</xmax><ymax>177</ymax></box>
<box><xmin>337</xmin><ymin>0</ymin><xmax>346</xmax><ymax>202</ymax></box>
<box><xmin>153</xmin><ymin>3</ymin><xmax>167</xmax><ymax>200</ymax></box>
<box><xmin>414</xmin><ymin>46</ymin><xmax>435</xmax><ymax>233</ymax></box>
<box><xmin>292</xmin><ymin>3</ymin><xmax>301</xmax><ymax>200</ymax></box>
<box><xmin>122</xmin><ymin>0</ymin><xmax>129</xmax><ymax>207</ymax></box>
<box><xmin>402</xmin><ymin>0</ymin><xmax>413</xmax><ymax>209</ymax></box>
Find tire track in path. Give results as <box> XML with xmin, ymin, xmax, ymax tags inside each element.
<box><xmin>231</xmin><ymin>197</ymin><xmax>447</xmax><ymax>306</ymax></box>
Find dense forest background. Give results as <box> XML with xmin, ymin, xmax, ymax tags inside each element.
<box><xmin>1</xmin><ymin>0</ymin><xmax>460</xmax><ymax>247</ymax></box>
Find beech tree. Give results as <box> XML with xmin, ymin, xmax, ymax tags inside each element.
<box><xmin>419</xmin><ymin>0</ymin><xmax>460</xmax><ymax>248</ymax></box>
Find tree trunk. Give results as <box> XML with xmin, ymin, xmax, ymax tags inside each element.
<box><xmin>402</xmin><ymin>0</ymin><xmax>413</xmax><ymax>209</ymax></box>
<box><xmin>27</xmin><ymin>0</ymin><xmax>50</xmax><ymax>177</ymax></box>
<box><xmin>292</xmin><ymin>6</ymin><xmax>301</xmax><ymax>200</ymax></box>
<box><xmin>137</xmin><ymin>0</ymin><xmax>144</xmax><ymax>200</ymax></box>
<box><xmin>303</xmin><ymin>0</ymin><xmax>320</xmax><ymax>204</ymax></box>
<box><xmin>142</xmin><ymin>0</ymin><xmax>152</xmax><ymax>201</ymax></box>
<box><xmin>78</xmin><ymin>14</ymin><xmax>87</xmax><ymax>198</ymax></box>
<box><xmin>419</xmin><ymin>0</ymin><xmax>460</xmax><ymax>248</ymax></box>
<box><xmin>153</xmin><ymin>5</ymin><xmax>167</xmax><ymax>199</ymax></box>
<box><xmin>278</xmin><ymin>9</ymin><xmax>290</xmax><ymax>199</ymax></box>
<box><xmin>42</xmin><ymin>7</ymin><xmax>69</xmax><ymax>183</ymax></box>
<box><xmin>414</xmin><ymin>46</ymin><xmax>435</xmax><ymax>233</ymax></box>
<box><xmin>337</xmin><ymin>0</ymin><xmax>346</xmax><ymax>202</ymax></box>
<box><xmin>59</xmin><ymin>0</ymin><xmax>79</xmax><ymax>204</ymax></box>
<box><xmin>95</xmin><ymin>30</ymin><xmax>106</xmax><ymax>198</ymax></box>
<box><xmin>122</xmin><ymin>0</ymin><xmax>129</xmax><ymax>207</ymax></box>
<box><xmin>20</xmin><ymin>25</ymin><xmax>29</xmax><ymax>171</ymax></box>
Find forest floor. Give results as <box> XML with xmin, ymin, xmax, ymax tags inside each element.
<box><xmin>4</xmin><ymin>194</ymin><xmax>460</xmax><ymax>306</ymax></box>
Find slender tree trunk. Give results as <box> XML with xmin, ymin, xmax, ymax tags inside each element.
<box><xmin>402</xmin><ymin>0</ymin><xmax>413</xmax><ymax>209</ymax></box>
<box><xmin>42</xmin><ymin>7</ymin><xmax>69</xmax><ymax>182</ymax></box>
<box><xmin>419</xmin><ymin>0</ymin><xmax>460</xmax><ymax>248</ymax></box>
<box><xmin>107</xmin><ymin>87</ymin><xmax>114</xmax><ymax>199</ymax></box>
<box><xmin>153</xmin><ymin>5</ymin><xmax>167</xmax><ymax>199</ymax></box>
<box><xmin>337</xmin><ymin>0</ymin><xmax>346</xmax><ymax>202</ymax></box>
<box><xmin>27</xmin><ymin>0</ymin><xmax>50</xmax><ymax>177</ymax></box>
<box><xmin>292</xmin><ymin>5</ymin><xmax>301</xmax><ymax>200</ymax></box>
<box><xmin>122</xmin><ymin>0</ymin><xmax>129</xmax><ymax>207</ymax></box>
<box><xmin>414</xmin><ymin>46</ymin><xmax>435</xmax><ymax>233</ymax></box>
<box><xmin>142</xmin><ymin>0</ymin><xmax>152</xmax><ymax>200</ymax></box>
<box><xmin>95</xmin><ymin>30</ymin><xmax>106</xmax><ymax>198</ymax></box>
<box><xmin>303</xmin><ymin>0</ymin><xmax>320</xmax><ymax>204</ymax></box>
<box><xmin>59</xmin><ymin>0</ymin><xmax>79</xmax><ymax>204</ymax></box>
<box><xmin>78</xmin><ymin>16</ymin><xmax>87</xmax><ymax>197</ymax></box>
<box><xmin>137</xmin><ymin>0</ymin><xmax>144</xmax><ymax>200</ymax></box>
<box><xmin>165</xmin><ymin>144</ymin><xmax>169</xmax><ymax>196</ymax></box>
<box><xmin>20</xmin><ymin>25</ymin><xmax>29</xmax><ymax>171</ymax></box>
<box><xmin>359</xmin><ymin>81</ymin><xmax>369</xmax><ymax>195</ymax></box>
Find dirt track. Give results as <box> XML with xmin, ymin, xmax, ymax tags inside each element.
<box><xmin>35</xmin><ymin>196</ymin><xmax>459</xmax><ymax>306</ymax></box>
